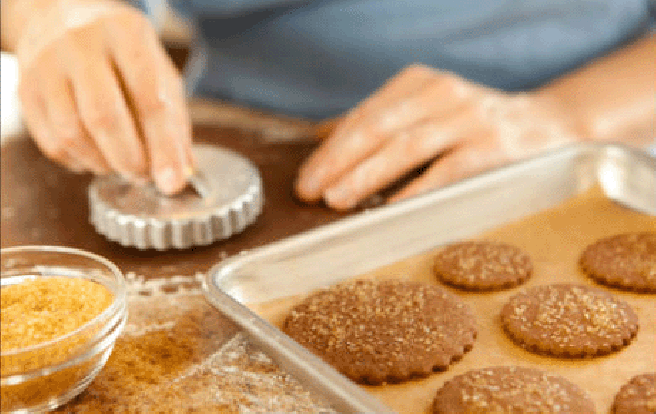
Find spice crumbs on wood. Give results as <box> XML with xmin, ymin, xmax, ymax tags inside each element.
<box><xmin>53</xmin><ymin>292</ymin><xmax>335</xmax><ymax>413</ymax></box>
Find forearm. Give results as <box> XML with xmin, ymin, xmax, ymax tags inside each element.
<box><xmin>537</xmin><ymin>32</ymin><xmax>655</xmax><ymax>148</ymax></box>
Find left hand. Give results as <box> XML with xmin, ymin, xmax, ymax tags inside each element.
<box><xmin>295</xmin><ymin>64</ymin><xmax>582</xmax><ymax>210</ymax></box>
<box><xmin>14</xmin><ymin>0</ymin><xmax>194</xmax><ymax>194</ymax></box>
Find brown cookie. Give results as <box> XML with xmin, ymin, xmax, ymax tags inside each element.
<box><xmin>432</xmin><ymin>366</ymin><xmax>595</xmax><ymax>413</ymax></box>
<box><xmin>580</xmin><ymin>232</ymin><xmax>656</xmax><ymax>292</ymax></box>
<box><xmin>612</xmin><ymin>373</ymin><xmax>656</xmax><ymax>414</ymax></box>
<box><xmin>501</xmin><ymin>284</ymin><xmax>639</xmax><ymax>357</ymax></box>
<box><xmin>433</xmin><ymin>241</ymin><xmax>532</xmax><ymax>291</ymax></box>
<box><xmin>282</xmin><ymin>279</ymin><xmax>477</xmax><ymax>384</ymax></box>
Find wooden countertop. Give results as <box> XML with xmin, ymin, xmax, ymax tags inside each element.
<box><xmin>1</xmin><ymin>125</ymin><xmax>350</xmax><ymax>412</ymax></box>
<box><xmin>1</xmin><ymin>127</ymin><xmax>345</xmax><ymax>275</ymax></box>
<box><xmin>1</xmin><ymin>41</ymin><xmax>358</xmax><ymax>411</ymax></box>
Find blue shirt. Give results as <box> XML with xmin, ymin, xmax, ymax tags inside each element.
<box><xmin>164</xmin><ymin>0</ymin><xmax>652</xmax><ymax>119</ymax></box>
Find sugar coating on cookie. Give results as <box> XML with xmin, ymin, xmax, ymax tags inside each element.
<box><xmin>612</xmin><ymin>373</ymin><xmax>656</xmax><ymax>414</ymax></box>
<box><xmin>580</xmin><ymin>232</ymin><xmax>656</xmax><ymax>292</ymax></box>
<box><xmin>433</xmin><ymin>241</ymin><xmax>532</xmax><ymax>291</ymax></box>
<box><xmin>432</xmin><ymin>366</ymin><xmax>595</xmax><ymax>414</ymax></box>
<box><xmin>282</xmin><ymin>279</ymin><xmax>477</xmax><ymax>384</ymax></box>
<box><xmin>501</xmin><ymin>284</ymin><xmax>639</xmax><ymax>357</ymax></box>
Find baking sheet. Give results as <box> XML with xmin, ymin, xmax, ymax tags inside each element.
<box><xmin>203</xmin><ymin>143</ymin><xmax>656</xmax><ymax>413</ymax></box>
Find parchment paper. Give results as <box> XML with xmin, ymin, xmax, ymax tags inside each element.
<box><xmin>253</xmin><ymin>188</ymin><xmax>656</xmax><ymax>414</ymax></box>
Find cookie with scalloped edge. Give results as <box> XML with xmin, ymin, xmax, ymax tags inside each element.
<box><xmin>580</xmin><ymin>232</ymin><xmax>656</xmax><ymax>292</ymax></box>
<box><xmin>282</xmin><ymin>279</ymin><xmax>477</xmax><ymax>384</ymax></box>
<box><xmin>612</xmin><ymin>373</ymin><xmax>656</xmax><ymax>414</ymax></box>
<box><xmin>434</xmin><ymin>241</ymin><xmax>532</xmax><ymax>291</ymax></box>
<box><xmin>501</xmin><ymin>284</ymin><xmax>639</xmax><ymax>357</ymax></box>
<box><xmin>432</xmin><ymin>366</ymin><xmax>595</xmax><ymax>413</ymax></box>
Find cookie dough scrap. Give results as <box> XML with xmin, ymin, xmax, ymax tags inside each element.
<box><xmin>580</xmin><ymin>232</ymin><xmax>656</xmax><ymax>293</ymax></box>
<box><xmin>501</xmin><ymin>284</ymin><xmax>639</xmax><ymax>357</ymax></box>
<box><xmin>433</xmin><ymin>241</ymin><xmax>532</xmax><ymax>291</ymax></box>
<box><xmin>282</xmin><ymin>279</ymin><xmax>477</xmax><ymax>384</ymax></box>
<box><xmin>432</xmin><ymin>366</ymin><xmax>595</xmax><ymax>414</ymax></box>
<box><xmin>612</xmin><ymin>373</ymin><xmax>656</xmax><ymax>414</ymax></box>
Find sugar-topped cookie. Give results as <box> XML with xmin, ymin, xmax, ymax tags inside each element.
<box><xmin>282</xmin><ymin>279</ymin><xmax>477</xmax><ymax>384</ymax></box>
<box><xmin>501</xmin><ymin>284</ymin><xmax>639</xmax><ymax>357</ymax></box>
<box><xmin>580</xmin><ymin>232</ymin><xmax>656</xmax><ymax>292</ymax></box>
<box><xmin>434</xmin><ymin>241</ymin><xmax>532</xmax><ymax>291</ymax></box>
<box><xmin>432</xmin><ymin>366</ymin><xmax>595</xmax><ymax>413</ymax></box>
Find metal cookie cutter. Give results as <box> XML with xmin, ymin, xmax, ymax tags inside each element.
<box><xmin>88</xmin><ymin>144</ymin><xmax>263</xmax><ymax>250</ymax></box>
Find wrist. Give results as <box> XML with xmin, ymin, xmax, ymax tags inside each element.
<box><xmin>533</xmin><ymin>34</ymin><xmax>656</xmax><ymax>149</ymax></box>
<box><xmin>14</xmin><ymin>0</ymin><xmax>130</xmax><ymax>66</ymax></box>
<box><xmin>531</xmin><ymin>87</ymin><xmax>592</xmax><ymax>143</ymax></box>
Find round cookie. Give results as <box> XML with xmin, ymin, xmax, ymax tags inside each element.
<box><xmin>501</xmin><ymin>284</ymin><xmax>639</xmax><ymax>357</ymax></box>
<box><xmin>580</xmin><ymin>232</ymin><xmax>656</xmax><ymax>292</ymax></box>
<box><xmin>432</xmin><ymin>366</ymin><xmax>595</xmax><ymax>414</ymax></box>
<box><xmin>282</xmin><ymin>279</ymin><xmax>477</xmax><ymax>384</ymax></box>
<box><xmin>612</xmin><ymin>373</ymin><xmax>656</xmax><ymax>414</ymax></box>
<box><xmin>433</xmin><ymin>241</ymin><xmax>532</xmax><ymax>291</ymax></box>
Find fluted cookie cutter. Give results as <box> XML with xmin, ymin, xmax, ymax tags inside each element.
<box><xmin>88</xmin><ymin>144</ymin><xmax>263</xmax><ymax>250</ymax></box>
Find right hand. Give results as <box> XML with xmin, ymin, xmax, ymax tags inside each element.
<box><xmin>297</xmin><ymin>64</ymin><xmax>580</xmax><ymax>210</ymax></box>
<box><xmin>16</xmin><ymin>0</ymin><xmax>194</xmax><ymax>194</ymax></box>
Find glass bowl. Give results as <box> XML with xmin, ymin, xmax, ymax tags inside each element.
<box><xmin>1</xmin><ymin>246</ymin><xmax>128</xmax><ymax>413</ymax></box>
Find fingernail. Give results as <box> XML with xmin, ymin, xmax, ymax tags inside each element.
<box><xmin>155</xmin><ymin>167</ymin><xmax>184</xmax><ymax>195</ymax></box>
<box><xmin>299</xmin><ymin>166</ymin><xmax>326</xmax><ymax>195</ymax></box>
<box><xmin>69</xmin><ymin>163</ymin><xmax>86</xmax><ymax>174</ymax></box>
<box><xmin>120</xmin><ymin>171</ymin><xmax>149</xmax><ymax>186</ymax></box>
<box><xmin>90</xmin><ymin>164</ymin><xmax>111</xmax><ymax>176</ymax></box>
<box><xmin>133</xmin><ymin>175</ymin><xmax>149</xmax><ymax>186</ymax></box>
<box><xmin>300</xmin><ymin>178</ymin><xmax>321</xmax><ymax>196</ymax></box>
<box><xmin>183</xmin><ymin>164</ymin><xmax>195</xmax><ymax>179</ymax></box>
<box><xmin>324</xmin><ymin>184</ymin><xmax>354</xmax><ymax>209</ymax></box>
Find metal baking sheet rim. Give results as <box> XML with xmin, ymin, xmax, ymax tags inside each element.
<box><xmin>202</xmin><ymin>143</ymin><xmax>655</xmax><ymax>413</ymax></box>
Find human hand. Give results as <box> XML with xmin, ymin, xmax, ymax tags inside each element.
<box><xmin>296</xmin><ymin>64</ymin><xmax>581</xmax><ymax>210</ymax></box>
<box><xmin>16</xmin><ymin>0</ymin><xmax>193</xmax><ymax>194</ymax></box>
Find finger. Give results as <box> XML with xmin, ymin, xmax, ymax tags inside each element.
<box><xmin>388</xmin><ymin>140</ymin><xmax>502</xmax><ymax>203</ymax></box>
<box><xmin>63</xmin><ymin>31</ymin><xmax>148</xmax><ymax>182</ymax></box>
<box><xmin>323</xmin><ymin>111</ymin><xmax>479</xmax><ymax>210</ymax></box>
<box><xmin>18</xmin><ymin>76</ymin><xmax>85</xmax><ymax>171</ymax></box>
<box><xmin>296</xmin><ymin>64</ymin><xmax>436</xmax><ymax>201</ymax></box>
<box><xmin>144</xmin><ymin>61</ymin><xmax>194</xmax><ymax>194</ymax></box>
<box><xmin>107</xmin><ymin>13</ymin><xmax>193</xmax><ymax>194</ymax></box>
<box><xmin>41</xmin><ymin>68</ymin><xmax>111</xmax><ymax>174</ymax></box>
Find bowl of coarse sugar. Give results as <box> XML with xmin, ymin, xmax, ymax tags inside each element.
<box><xmin>1</xmin><ymin>246</ymin><xmax>127</xmax><ymax>413</ymax></box>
